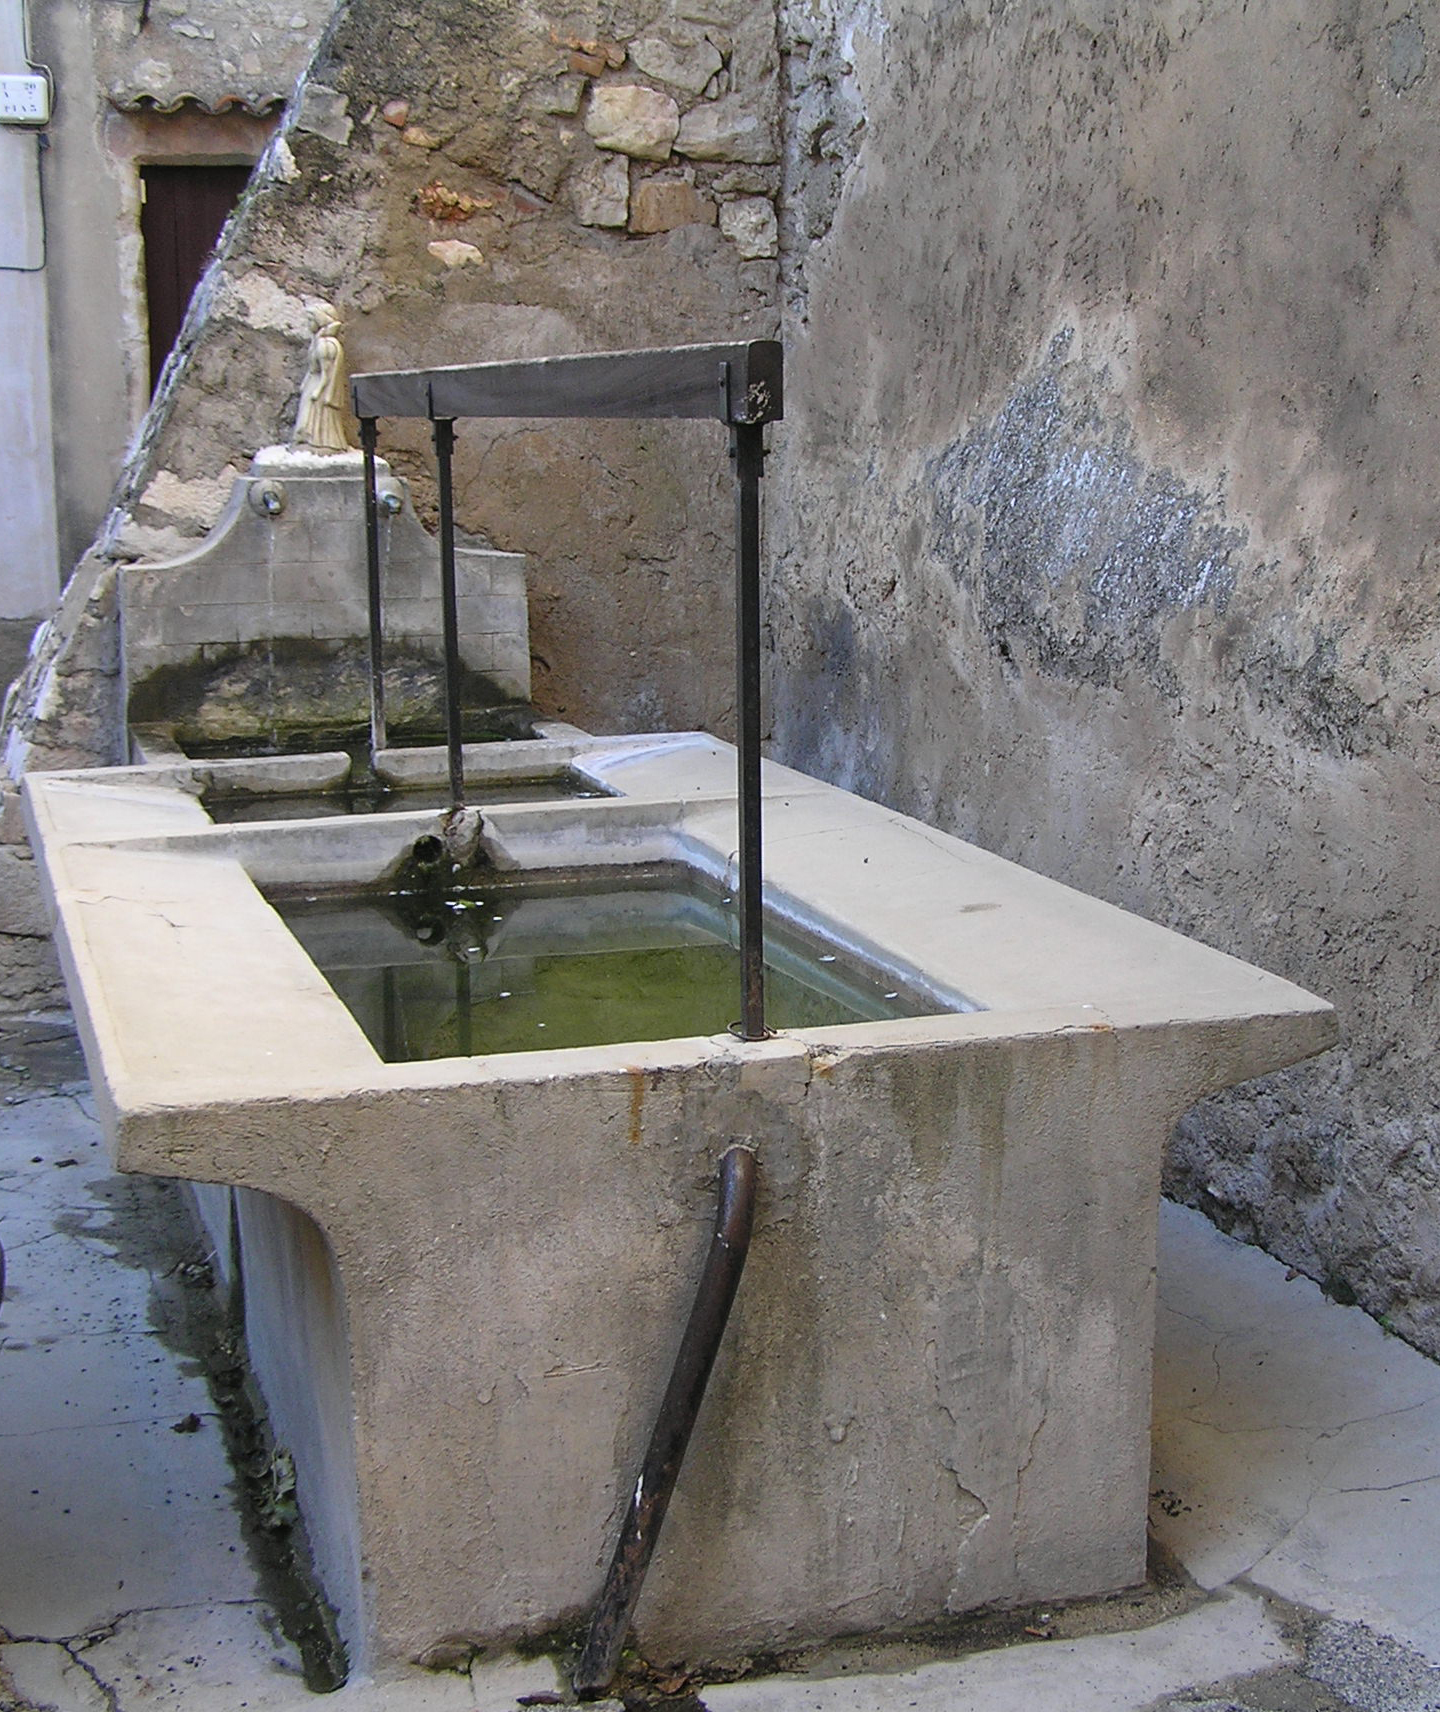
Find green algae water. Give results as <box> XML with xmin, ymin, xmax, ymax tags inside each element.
<box><xmin>275</xmin><ymin>865</ymin><xmax>945</xmax><ymax>1061</ymax></box>
<box><xmin>180</xmin><ymin>705</ymin><xmax>537</xmax><ymax>762</ymax></box>
<box><xmin>207</xmin><ymin>771</ymin><xmax>606</xmax><ymax>824</ymax></box>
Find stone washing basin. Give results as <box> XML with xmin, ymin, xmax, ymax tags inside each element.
<box><xmin>23</xmin><ymin>732</ymin><xmax>1336</xmax><ymax>1674</ymax></box>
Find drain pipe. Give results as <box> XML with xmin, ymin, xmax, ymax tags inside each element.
<box><xmin>573</xmin><ymin>1144</ymin><xmax>758</xmax><ymax>1699</ymax></box>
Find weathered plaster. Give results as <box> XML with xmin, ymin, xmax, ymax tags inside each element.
<box><xmin>0</xmin><ymin>3</ymin><xmax>59</xmax><ymax>623</ymax></box>
<box><xmin>769</xmin><ymin>0</ymin><xmax>1440</xmax><ymax>1350</ymax></box>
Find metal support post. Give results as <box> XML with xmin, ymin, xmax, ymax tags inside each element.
<box><xmin>381</xmin><ymin>966</ymin><xmax>401</xmax><ymax>1062</ymax></box>
<box><xmin>431</xmin><ymin>416</ymin><xmax>465</xmax><ymax>809</ymax></box>
<box><xmin>731</xmin><ymin>419</ymin><xmax>767</xmax><ymax>1041</ymax></box>
<box><xmin>359</xmin><ymin>417</ymin><xmax>387</xmax><ymax>767</ymax></box>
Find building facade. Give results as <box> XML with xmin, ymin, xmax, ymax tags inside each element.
<box><xmin>5</xmin><ymin>0</ymin><xmax>330</xmax><ymax>627</ymax></box>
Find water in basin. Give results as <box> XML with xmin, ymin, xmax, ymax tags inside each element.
<box><xmin>274</xmin><ymin>864</ymin><xmax>946</xmax><ymax>1060</ymax></box>
<box><xmin>208</xmin><ymin>770</ymin><xmax>608</xmax><ymax>823</ymax></box>
<box><xmin>180</xmin><ymin>704</ymin><xmax>537</xmax><ymax>761</ymax></box>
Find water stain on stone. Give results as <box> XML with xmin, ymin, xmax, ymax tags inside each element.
<box><xmin>1387</xmin><ymin>15</ymin><xmax>1426</xmax><ymax>91</ymax></box>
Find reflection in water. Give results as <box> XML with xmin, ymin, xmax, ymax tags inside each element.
<box><xmin>207</xmin><ymin>771</ymin><xmax>607</xmax><ymax>824</ymax></box>
<box><xmin>275</xmin><ymin>865</ymin><xmax>952</xmax><ymax>1061</ymax></box>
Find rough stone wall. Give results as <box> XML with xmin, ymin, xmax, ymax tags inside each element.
<box><xmin>92</xmin><ymin>0</ymin><xmax>330</xmax><ymax>113</ymax></box>
<box><xmin>0</xmin><ymin>555</ymin><xmax>120</xmax><ymax>1010</ymax></box>
<box><xmin>770</xmin><ymin>0</ymin><xmax>1440</xmax><ymax>1352</ymax></box>
<box><xmin>85</xmin><ymin>0</ymin><xmax>779</xmax><ymax>740</ymax></box>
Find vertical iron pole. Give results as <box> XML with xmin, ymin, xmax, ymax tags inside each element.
<box><xmin>731</xmin><ymin>420</ymin><xmax>766</xmax><ymax>1040</ymax></box>
<box><xmin>455</xmin><ymin>959</ymin><xmax>473</xmax><ymax>1057</ymax></box>
<box><xmin>431</xmin><ymin>416</ymin><xmax>465</xmax><ymax>809</ymax></box>
<box><xmin>360</xmin><ymin>417</ymin><xmax>387</xmax><ymax>769</ymax></box>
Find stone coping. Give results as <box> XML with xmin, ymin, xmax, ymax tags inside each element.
<box><xmin>24</xmin><ymin>731</ymin><xmax>1337</xmax><ymax>1129</ymax></box>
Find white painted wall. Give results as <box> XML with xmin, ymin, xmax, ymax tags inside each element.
<box><xmin>0</xmin><ymin>0</ymin><xmax>58</xmax><ymax>619</ymax></box>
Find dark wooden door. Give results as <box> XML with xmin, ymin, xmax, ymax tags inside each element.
<box><xmin>140</xmin><ymin>164</ymin><xmax>253</xmax><ymax>391</ymax></box>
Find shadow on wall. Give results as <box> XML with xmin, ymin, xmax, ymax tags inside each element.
<box><xmin>0</xmin><ymin>621</ymin><xmax>38</xmax><ymax>708</ymax></box>
<box><xmin>769</xmin><ymin>329</ymin><xmax>1438</xmax><ymax>1356</ymax></box>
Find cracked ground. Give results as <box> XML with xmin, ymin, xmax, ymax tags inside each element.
<box><xmin>1</xmin><ymin>1015</ymin><xmax>1439</xmax><ymax>1711</ymax></box>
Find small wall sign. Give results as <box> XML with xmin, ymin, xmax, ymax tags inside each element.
<box><xmin>0</xmin><ymin>73</ymin><xmax>49</xmax><ymax>125</ymax></box>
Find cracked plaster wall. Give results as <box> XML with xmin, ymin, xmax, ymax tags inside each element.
<box><xmin>769</xmin><ymin>0</ymin><xmax>1440</xmax><ymax>1352</ymax></box>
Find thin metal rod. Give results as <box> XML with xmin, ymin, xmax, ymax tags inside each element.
<box><xmin>431</xmin><ymin>416</ymin><xmax>464</xmax><ymax>809</ymax></box>
<box><xmin>573</xmin><ymin>1145</ymin><xmax>758</xmax><ymax>1699</ymax></box>
<box><xmin>731</xmin><ymin>419</ymin><xmax>767</xmax><ymax>1040</ymax></box>
<box><xmin>360</xmin><ymin>417</ymin><xmax>386</xmax><ymax>767</ymax></box>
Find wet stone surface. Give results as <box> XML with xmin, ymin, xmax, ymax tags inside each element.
<box><xmin>0</xmin><ymin>1017</ymin><xmax>308</xmax><ymax>1708</ymax></box>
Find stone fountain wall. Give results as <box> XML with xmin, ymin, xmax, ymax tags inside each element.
<box><xmin>23</xmin><ymin>741</ymin><xmax>1334</xmax><ymax>1670</ymax></box>
<box><xmin>120</xmin><ymin>447</ymin><xmax>529</xmax><ymax>745</ymax></box>
<box><xmin>16</xmin><ymin>0</ymin><xmax>781</xmax><ymax>766</ymax></box>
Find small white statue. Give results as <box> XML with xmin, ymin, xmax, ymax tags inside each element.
<box><xmin>291</xmin><ymin>300</ymin><xmax>351</xmax><ymax>452</ymax></box>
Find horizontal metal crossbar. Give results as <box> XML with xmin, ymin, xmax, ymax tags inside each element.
<box><xmin>350</xmin><ymin>339</ymin><xmax>783</xmax><ymax>426</ymax></box>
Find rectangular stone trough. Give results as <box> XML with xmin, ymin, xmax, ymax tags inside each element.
<box><xmin>23</xmin><ymin>733</ymin><xmax>1337</xmax><ymax>1675</ymax></box>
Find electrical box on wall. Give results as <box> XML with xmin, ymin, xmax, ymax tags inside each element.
<box><xmin>0</xmin><ymin>72</ymin><xmax>48</xmax><ymax>125</ymax></box>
